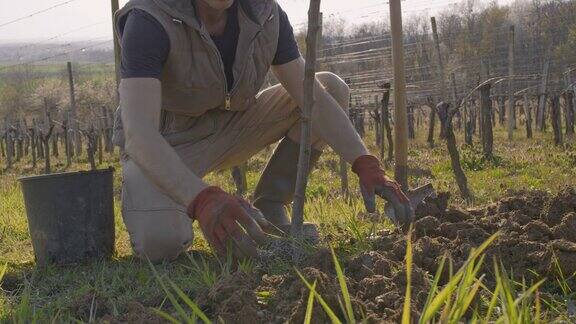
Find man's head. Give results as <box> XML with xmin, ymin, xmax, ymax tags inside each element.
<box><xmin>197</xmin><ymin>0</ymin><xmax>235</xmax><ymax>11</ymax></box>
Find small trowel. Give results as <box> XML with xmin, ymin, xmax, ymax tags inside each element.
<box><xmin>384</xmin><ymin>183</ymin><xmax>436</xmax><ymax>226</ymax></box>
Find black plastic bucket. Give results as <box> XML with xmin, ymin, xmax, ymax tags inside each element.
<box><xmin>19</xmin><ymin>168</ymin><xmax>115</xmax><ymax>266</ymax></box>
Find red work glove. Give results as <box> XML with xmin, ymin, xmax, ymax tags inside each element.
<box><xmin>188</xmin><ymin>187</ymin><xmax>270</xmax><ymax>259</ymax></box>
<box><xmin>352</xmin><ymin>155</ymin><xmax>414</xmax><ymax>226</ymax></box>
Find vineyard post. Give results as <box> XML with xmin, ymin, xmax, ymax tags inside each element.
<box><xmin>408</xmin><ymin>103</ymin><xmax>415</xmax><ymax>139</ymax></box>
<box><xmin>23</xmin><ymin>119</ymin><xmax>29</xmax><ymax>157</ymax></box>
<box><xmin>524</xmin><ymin>92</ymin><xmax>533</xmax><ymax>139</ymax></box>
<box><xmin>15</xmin><ymin>121</ymin><xmax>23</xmax><ymax>162</ymax></box>
<box><xmin>480</xmin><ymin>84</ymin><xmax>493</xmax><ymax>160</ymax></box>
<box><xmin>64</xmin><ymin>112</ymin><xmax>72</xmax><ymax>167</ymax></box>
<box><xmin>291</xmin><ymin>0</ymin><xmax>321</xmax><ymax>244</ymax></box>
<box><xmin>427</xmin><ymin>96</ymin><xmax>436</xmax><ymax>147</ymax></box>
<box><xmin>431</xmin><ymin>17</ymin><xmax>448</xmax><ymax>140</ymax></box>
<box><xmin>42</xmin><ymin>98</ymin><xmax>54</xmax><ymax>173</ymax></box>
<box><xmin>67</xmin><ymin>62</ymin><xmax>81</xmax><ymax>156</ymax></box>
<box><xmin>551</xmin><ymin>95</ymin><xmax>563</xmax><ymax>146</ymax></box>
<box><xmin>436</xmin><ymin>102</ymin><xmax>471</xmax><ymax>201</ymax></box>
<box><xmin>381</xmin><ymin>83</ymin><xmax>394</xmax><ymax>162</ymax></box>
<box><xmin>390</xmin><ymin>0</ymin><xmax>409</xmax><ymax>190</ymax></box>
<box><xmin>537</xmin><ymin>56</ymin><xmax>550</xmax><ymax>131</ymax></box>
<box><xmin>450</xmin><ymin>72</ymin><xmax>460</xmax><ymax>130</ymax></box>
<box><xmin>30</xmin><ymin>123</ymin><xmax>37</xmax><ymax>168</ymax></box>
<box><xmin>4</xmin><ymin>120</ymin><xmax>13</xmax><ymax>169</ymax></box>
<box><xmin>111</xmin><ymin>0</ymin><xmax>121</xmax><ymax>97</ymax></box>
<box><xmin>507</xmin><ymin>25</ymin><xmax>515</xmax><ymax>140</ymax></box>
<box><xmin>374</xmin><ymin>95</ymin><xmax>381</xmax><ymax>147</ymax></box>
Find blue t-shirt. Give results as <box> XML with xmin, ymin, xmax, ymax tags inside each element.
<box><xmin>119</xmin><ymin>1</ymin><xmax>300</xmax><ymax>90</ymax></box>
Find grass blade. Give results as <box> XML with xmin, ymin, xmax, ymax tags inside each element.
<box><xmin>168</xmin><ymin>280</ymin><xmax>211</xmax><ymax>324</ymax></box>
<box><xmin>331</xmin><ymin>246</ymin><xmax>356</xmax><ymax>323</ymax></box>
<box><xmin>296</xmin><ymin>269</ymin><xmax>343</xmax><ymax>324</ymax></box>
<box><xmin>402</xmin><ymin>229</ymin><xmax>413</xmax><ymax>324</ymax></box>
<box><xmin>152</xmin><ymin>308</ymin><xmax>183</xmax><ymax>324</ymax></box>
<box><xmin>304</xmin><ymin>280</ymin><xmax>318</xmax><ymax>324</ymax></box>
<box><xmin>147</xmin><ymin>258</ymin><xmax>194</xmax><ymax>324</ymax></box>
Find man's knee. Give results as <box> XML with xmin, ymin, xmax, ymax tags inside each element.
<box><xmin>133</xmin><ymin>230</ymin><xmax>192</xmax><ymax>263</ymax></box>
<box><xmin>316</xmin><ymin>71</ymin><xmax>350</xmax><ymax>108</ymax></box>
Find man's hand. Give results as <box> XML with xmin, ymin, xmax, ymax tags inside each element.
<box><xmin>188</xmin><ymin>187</ymin><xmax>270</xmax><ymax>258</ymax></box>
<box><xmin>352</xmin><ymin>155</ymin><xmax>414</xmax><ymax>226</ymax></box>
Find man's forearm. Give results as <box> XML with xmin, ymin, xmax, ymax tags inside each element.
<box><xmin>120</xmin><ymin>78</ymin><xmax>208</xmax><ymax>207</ymax></box>
<box><xmin>273</xmin><ymin>58</ymin><xmax>369</xmax><ymax>163</ymax></box>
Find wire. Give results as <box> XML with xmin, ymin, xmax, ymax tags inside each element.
<box><xmin>0</xmin><ymin>39</ymin><xmax>112</xmax><ymax>71</ymax></box>
<box><xmin>0</xmin><ymin>0</ymin><xmax>81</xmax><ymax>29</ymax></box>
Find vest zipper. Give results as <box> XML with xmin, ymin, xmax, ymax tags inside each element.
<box><xmin>199</xmin><ymin>32</ymin><xmax>231</xmax><ymax>110</ymax></box>
<box><xmin>225</xmin><ymin>94</ymin><xmax>231</xmax><ymax>110</ymax></box>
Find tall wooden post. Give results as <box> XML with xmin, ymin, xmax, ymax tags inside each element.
<box><xmin>67</xmin><ymin>62</ymin><xmax>81</xmax><ymax>156</ymax></box>
<box><xmin>507</xmin><ymin>26</ymin><xmax>515</xmax><ymax>140</ymax></box>
<box><xmin>431</xmin><ymin>18</ymin><xmax>448</xmax><ymax>103</ymax></box>
<box><xmin>480</xmin><ymin>84</ymin><xmax>493</xmax><ymax>159</ymax></box>
<box><xmin>111</xmin><ymin>0</ymin><xmax>121</xmax><ymax>99</ymax></box>
<box><xmin>291</xmin><ymin>0</ymin><xmax>321</xmax><ymax>243</ymax></box>
<box><xmin>537</xmin><ymin>57</ymin><xmax>550</xmax><ymax>131</ymax></box>
<box><xmin>551</xmin><ymin>96</ymin><xmax>563</xmax><ymax>146</ymax></box>
<box><xmin>431</xmin><ymin>17</ymin><xmax>448</xmax><ymax>140</ymax></box>
<box><xmin>390</xmin><ymin>0</ymin><xmax>409</xmax><ymax>190</ymax></box>
<box><xmin>524</xmin><ymin>92</ymin><xmax>532</xmax><ymax>139</ymax></box>
<box><xmin>381</xmin><ymin>87</ymin><xmax>394</xmax><ymax>162</ymax></box>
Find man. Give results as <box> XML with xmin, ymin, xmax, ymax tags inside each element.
<box><xmin>113</xmin><ymin>0</ymin><xmax>412</xmax><ymax>262</ymax></box>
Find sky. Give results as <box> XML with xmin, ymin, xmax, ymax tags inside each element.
<box><xmin>0</xmin><ymin>0</ymin><xmax>515</xmax><ymax>43</ymax></box>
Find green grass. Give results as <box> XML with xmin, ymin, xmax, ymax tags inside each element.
<box><xmin>1</xmin><ymin>124</ymin><xmax>575</xmax><ymax>322</ymax></box>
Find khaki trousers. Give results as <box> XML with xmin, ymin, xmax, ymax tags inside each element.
<box><xmin>121</xmin><ymin>72</ymin><xmax>349</xmax><ymax>262</ymax></box>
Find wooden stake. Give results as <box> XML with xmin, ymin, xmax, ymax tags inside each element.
<box><xmin>111</xmin><ymin>0</ymin><xmax>121</xmax><ymax>98</ymax></box>
<box><xmin>551</xmin><ymin>96</ymin><xmax>563</xmax><ymax>146</ymax></box>
<box><xmin>67</xmin><ymin>62</ymin><xmax>81</xmax><ymax>155</ymax></box>
<box><xmin>390</xmin><ymin>0</ymin><xmax>409</xmax><ymax>190</ymax></box>
<box><xmin>436</xmin><ymin>102</ymin><xmax>471</xmax><ymax>201</ymax></box>
<box><xmin>431</xmin><ymin>17</ymin><xmax>447</xmax><ymax>102</ymax></box>
<box><xmin>381</xmin><ymin>84</ymin><xmax>394</xmax><ymax>162</ymax></box>
<box><xmin>427</xmin><ymin>96</ymin><xmax>436</xmax><ymax>147</ymax></box>
<box><xmin>291</xmin><ymin>0</ymin><xmax>321</xmax><ymax>243</ymax></box>
<box><xmin>507</xmin><ymin>26</ymin><xmax>515</xmax><ymax>140</ymax></box>
<box><xmin>537</xmin><ymin>57</ymin><xmax>550</xmax><ymax>131</ymax></box>
<box><xmin>525</xmin><ymin>92</ymin><xmax>533</xmax><ymax>139</ymax></box>
<box><xmin>480</xmin><ymin>84</ymin><xmax>494</xmax><ymax>159</ymax></box>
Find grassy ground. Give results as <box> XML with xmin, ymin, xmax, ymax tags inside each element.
<box><xmin>0</xmin><ymin>124</ymin><xmax>575</xmax><ymax>322</ymax></box>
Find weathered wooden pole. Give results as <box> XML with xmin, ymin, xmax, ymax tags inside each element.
<box><xmin>480</xmin><ymin>84</ymin><xmax>493</xmax><ymax>159</ymax></box>
<box><xmin>4</xmin><ymin>120</ymin><xmax>13</xmax><ymax>169</ymax></box>
<box><xmin>63</xmin><ymin>113</ymin><xmax>72</xmax><ymax>167</ymax></box>
<box><xmin>524</xmin><ymin>92</ymin><xmax>532</xmax><ymax>139</ymax></box>
<box><xmin>507</xmin><ymin>26</ymin><xmax>515</xmax><ymax>140</ymax></box>
<box><xmin>537</xmin><ymin>57</ymin><xmax>550</xmax><ymax>131</ymax></box>
<box><xmin>427</xmin><ymin>97</ymin><xmax>436</xmax><ymax>147</ymax></box>
<box><xmin>436</xmin><ymin>102</ymin><xmax>471</xmax><ymax>201</ymax></box>
<box><xmin>390</xmin><ymin>0</ymin><xmax>409</xmax><ymax>190</ymax></box>
<box><xmin>380</xmin><ymin>83</ymin><xmax>394</xmax><ymax>162</ymax></box>
<box><xmin>450</xmin><ymin>72</ymin><xmax>461</xmax><ymax>130</ymax></box>
<box><xmin>373</xmin><ymin>95</ymin><xmax>381</xmax><ymax>147</ymax></box>
<box><xmin>431</xmin><ymin>17</ymin><xmax>448</xmax><ymax>140</ymax></box>
<box><xmin>67</xmin><ymin>62</ymin><xmax>81</xmax><ymax>155</ymax></box>
<box><xmin>551</xmin><ymin>95</ymin><xmax>563</xmax><ymax>146</ymax></box>
<box><xmin>564</xmin><ymin>90</ymin><xmax>575</xmax><ymax>138</ymax></box>
<box><xmin>291</xmin><ymin>0</ymin><xmax>321</xmax><ymax>242</ymax></box>
<box><xmin>408</xmin><ymin>103</ymin><xmax>415</xmax><ymax>139</ymax></box>
<box><xmin>111</xmin><ymin>0</ymin><xmax>121</xmax><ymax>97</ymax></box>
<box><xmin>30</xmin><ymin>126</ymin><xmax>37</xmax><ymax>168</ymax></box>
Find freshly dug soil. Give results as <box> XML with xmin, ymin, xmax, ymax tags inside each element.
<box><xmin>196</xmin><ymin>188</ymin><xmax>576</xmax><ymax>323</ymax></box>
